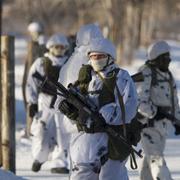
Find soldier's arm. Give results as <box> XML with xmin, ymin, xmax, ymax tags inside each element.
<box><xmin>137</xmin><ymin>67</ymin><xmax>157</xmax><ymax>119</ymax></box>
<box><xmin>26</xmin><ymin>58</ymin><xmax>42</xmax><ymax>104</ymax></box>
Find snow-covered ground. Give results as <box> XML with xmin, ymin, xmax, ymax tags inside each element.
<box><xmin>1</xmin><ymin>37</ymin><xmax>180</xmax><ymax>180</ymax></box>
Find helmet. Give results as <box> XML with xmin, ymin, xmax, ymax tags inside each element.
<box><xmin>87</xmin><ymin>38</ymin><xmax>116</xmax><ymax>60</ymax></box>
<box><xmin>27</xmin><ymin>22</ymin><xmax>43</xmax><ymax>33</ymax></box>
<box><xmin>76</xmin><ymin>23</ymin><xmax>103</xmax><ymax>47</ymax></box>
<box><xmin>46</xmin><ymin>34</ymin><xmax>69</xmax><ymax>49</ymax></box>
<box><xmin>147</xmin><ymin>41</ymin><xmax>170</xmax><ymax>60</ymax></box>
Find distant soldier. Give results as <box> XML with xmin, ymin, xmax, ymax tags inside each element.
<box><xmin>136</xmin><ymin>41</ymin><xmax>180</xmax><ymax>180</ymax></box>
<box><xmin>66</xmin><ymin>34</ymin><xmax>76</xmax><ymax>58</ymax></box>
<box><xmin>23</xmin><ymin>21</ymin><xmax>47</xmax><ymax>106</ymax></box>
<box><xmin>22</xmin><ymin>21</ymin><xmax>47</xmax><ymax>136</ymax></box>
<box><xmin>26</xmin><ymin>34</ymin><xmax>70</xmax><ymax>173</ymax></box>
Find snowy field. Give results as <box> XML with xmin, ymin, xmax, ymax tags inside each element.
<box><xmin>1</xmin><ymin>37</ymin><xmax>180</xmax><ymax>180</ymax></box>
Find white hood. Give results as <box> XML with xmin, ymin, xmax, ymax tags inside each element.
<box><xmin>76</xmin><ymin>23</ymin><xmax>103</xmax><ymax>47</ymax></box>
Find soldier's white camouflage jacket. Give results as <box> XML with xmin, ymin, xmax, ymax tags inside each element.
<box><xmin>26</xmin><ymin>53</ymin><xmax>68</xmax><ymax>105</ymax></box>
<box><xmin>137</xmin><ymin>64</ymin><xmax>180</xmax><ymax>123</ymax></box>
<box><xmin>70</xmin><ymin>63</ymin><xmax>138</xmax><ymax>168</ymax></box>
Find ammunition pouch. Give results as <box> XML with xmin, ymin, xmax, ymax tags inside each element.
<box><xmin>108</xmin><ymin>119</ymin><xmax>142</xmax><ymax>161</ymax></box>
<box><xmin>108</xmin><ymin>125</ymin><xmax>131</xmax><ymax>161</ymax></box>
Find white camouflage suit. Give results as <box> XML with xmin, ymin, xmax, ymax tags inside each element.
<box><xmin>26</xmin><ymin>48</ymin><xmax>69</xmax><ymax>169</ymax></box>
<box><xmin>64</xmin><ymin>38</ymin><xmax>138</xmax><ymax>180</ymax></box>
<box><xmin>137</xmin><ymin>62</ymin><xmax>180</xmax><ymax>179</ymax></box>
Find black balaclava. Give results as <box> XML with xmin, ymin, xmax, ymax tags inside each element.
<box><xmin>151</xmin><ymin>52</ymin><xmax>171</xmax><ymax>72</ymax></box>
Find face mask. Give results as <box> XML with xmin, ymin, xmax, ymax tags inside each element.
<box><xmin>49</xmin><ymin>46</ymin><xmax>66</xmax><ymax>57</ymax></box>
<box><xmin>90</xmin><ymin>57</ymin><xmax>108</xmax><ymax>71</ymax></box>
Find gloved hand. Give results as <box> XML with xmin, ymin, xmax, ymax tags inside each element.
<box><xmin>43</xmin><ymin>58</ymin><xmax>60</xmax><ymax>82</ymax></box>
<box><xmin>29</xmin><ymin>104</ymin><xmax>38</xmax><ymax>118</ymax></box>
<box><xmin>94</xmin><ymin>113</ymin><xmax>106</xmax><ymax>132</ymax></box>
<box><xmin>154</xmin><ymin>107</ymin><xmax>168</xmax><ymax>120</ymax></box>
<box><xmin>136</xmin><ymin>112</ymin><xmax>145</xmax><ymax>120</ymax></box>
<box><xmin>174</xmin><ymin>124</ymin><xmax>180</xmax><ymax>135</ymax></box>
<box><xmin>154</xmin><ymin>112</ymin><xmax>167</xmax><ymax>120</ymax></box>
<box><xmin>58</xmin><ymin>100</ymin><xmax>79</xmax><ymax>120</ymax></box>
<box><xmin>83</xmin><ymin>113</ymin><xmax>106</xmax><ymax>133</ymax></box>
<box><xmin>78</xmin><ymin>64</ymin><xmax>92</xmax><ymax>84</ymax></box>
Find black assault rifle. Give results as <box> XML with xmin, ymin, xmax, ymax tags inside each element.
<box><xmin>33</xmin><ymin>71</ymin><xmax>143</xmax><ymax>158</ymax></box>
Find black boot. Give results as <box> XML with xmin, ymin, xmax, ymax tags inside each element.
<box><xmin>51</xmin><ymin>167</ymin><xmax>69</xmax><ymax>174</ymax></box>
<box><xmin>32</xmin><ymin>160</ymin><xmax>43</xmax><ymax>172</ymax></box>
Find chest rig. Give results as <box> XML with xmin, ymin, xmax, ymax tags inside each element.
<box><xmin>38</xmin><ymin>56</ymin><xmax>62</xmax><ymax>107</ymax></box>
<box><xmin>146</xmin><ymin>62</ymin><xmax>175</xmax><ymax>116</ymax></box>
<box><xmin>76</xmin><ymin>65</ymin><xmax>119</xmax><ymax>103</ymax></box>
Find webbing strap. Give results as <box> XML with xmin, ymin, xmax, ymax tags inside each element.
<box><xmin>147</xmin><ymin>64</ymin><xmax>175</xmax><ymax>116</ymax></box>
<box><xmin>130</xmin><ymin>151</ymin><xmax>138</xmax><ymax>169</ymax></box>
<box><xmin>96</xmin><ymin>70</ymin><xmax>138</xmax><ymax>169</ymax></box>
<box><xmin>96</xmin><ymin>70</ymin><xmax>126</xmax><ymax>136</ymax></box>
<box><xmin>168</xmin><ymin>71</ymin><xmax>175</xmax><ymax>117</ymax></box>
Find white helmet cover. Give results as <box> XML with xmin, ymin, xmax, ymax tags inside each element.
<box><xmin>46</xmin><ymin>34</ymin><xmax>69</xmax><ymax>49</ymax></box>
<box><xmin>27</xmin><ymin>22</ymin><xmax>43</xmax><ymax>33</ymax></box>
<box><xmin>147</xmin><ymin>40</ymin><xmax>170</xmax><ymax>60</ymax></box>
<box><xmin>76</xmin><ymin>23</ymin><xmax>103</xmax><ymax>47</ymax></box>
<box><xmin>87</xmin><ymin>38</ymin><xmax>116</xmax><ymax>60</ymax></box>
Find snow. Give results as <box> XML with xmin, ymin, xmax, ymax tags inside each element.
<box><xmin>1</xmin><ymin>38</ymin><xmax>180</xmax><ymax>179</ymax></box>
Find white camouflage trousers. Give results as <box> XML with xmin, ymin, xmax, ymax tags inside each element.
<box><xmin>30</xmin><ymin>94</ymin><xmax>70</xmax><ymax>169</ymax></box>
<box><xmin>140</xmin><ymin>119</ymin><xmax>173</xmax><ymax>180</ymax></box>
<box><xmin>69</xmin><ymin>132</ymin><xmax>128</xmax><ymax>180</ymax></box>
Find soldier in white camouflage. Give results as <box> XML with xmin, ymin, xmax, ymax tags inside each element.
<box><xmin>26</xmin><ymin>34</ymin><xmax>70</xmax><ymax>174</ymax></box>
<box><xmin>136</xmin><ymin>41</ymin><xmax>180</xmax><ymax>180</ymax></box>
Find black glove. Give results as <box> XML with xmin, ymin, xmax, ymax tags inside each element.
<box><xmin>83</xmin><ymin>113</ymin><xmax>106</xmax><ymax>133</ymax></box>
<box><xmin>78</xmin><ymin>64</ymin><xmax>92</xmax><ymax>84</ymax></box>
<box><xmin>136</xmin><ymin>112</ymin><xmax>145</xmax><ymax>120</ymax></box>
<box><xmin>174</xmin><ymin>124</ymin><xmax>180</xmax><ymax>135</ymax></box>
<box><xmin>154</xmin><ymin>112</ymin><xmax>167</xmax><ymax>120</ymax></box>
<box><xmin>58</xmin><ymin>100</ymin><xmax>79</xmax><ymax>120</ymax></box>
<box><xmin>29</xmin><ymin>104</ymin><xmax>38</xmax><ymax>118</ymax></box>
<box><xmin>154</xmin><ymin>107</ymin><xmax>168</xmax><ymax>120</ymax></box>
<box><xmin>44</xmin><ymin>58</ymin><xmax>60</xmax><ymax>82</ymax></box>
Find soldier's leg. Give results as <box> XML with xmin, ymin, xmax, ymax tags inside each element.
<box><xmin>99</xmin><ymin>159</ymin><xmax>128</xmax><ymax>180</ymax></box>
<box><xmin>139</xmin><ymin>156</ymin><xmax>153</xmax><ymax>180</ymax></box>
<box><xmin>50</xmin><ymin>113</ymin><xmax>70</xmax><ymax>173</ymax></box>
<box><xmin>26</xmin><ymin>105</ymin><xmax>33</xmax><ymax>137</ymax></box>
<box><xmin>141</xmin><ymin>127</ymin><xmax>172</xmax><ymax>180</ymax></box>
<box><xmin>50</xmin><ymin>145</ymin><xmax>69</xmax><ymax>174</ymax></box>
<box><xmin>70</xmin><ymin>163</ymin><xmax>99</xmax><ymax>180</ymax></box>
<box><xmin>69</xmin><ymin>132</ymin><xmax>108</xmax><ymax>180</ymax></box>
<box><xmin>31</xmin><ymin>110</ymin><xmax>56</xmax><ymax>171</ymax></box>
<box><xmin>149</xmin><ymin>155</ymin><xmax>172</xmax><ymax>180</ymax></box>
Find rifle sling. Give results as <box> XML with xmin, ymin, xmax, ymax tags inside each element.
<box><xmin>96</xmin><ymin>70</ymin><xmax>126</xmax><ymax>137</ymax></box>
<box><xmin>96</xmin><ymin>70</ymin><xmax>138</xmax><ymax>169</ymax></box>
